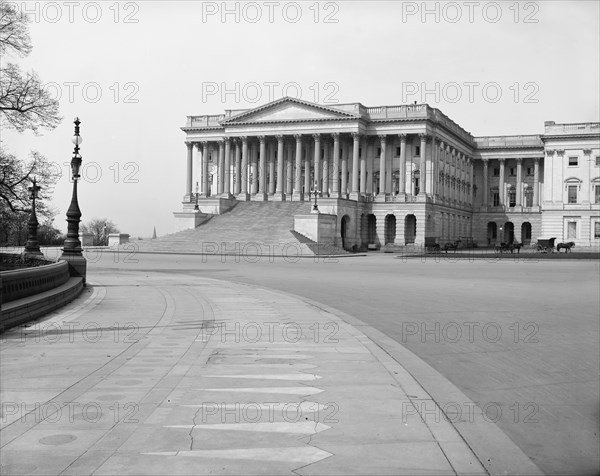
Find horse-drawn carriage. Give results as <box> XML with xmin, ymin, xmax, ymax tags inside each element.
<box><xmin>495</xmin><ymin>242</ymin><xmax>523</xmax><ymax>254</ymax></box>
<box><xmin>536</xmin><ymin>237</ymin><xmax>556</xmax><ymax>253</ymax></box>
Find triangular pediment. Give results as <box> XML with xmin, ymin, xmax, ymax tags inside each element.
<box><xmin>223</xmin><ymin>97</ymin><xmax>358</xmax><ymax>124</ymax></box>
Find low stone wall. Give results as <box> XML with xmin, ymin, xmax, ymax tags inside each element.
<box><xmin>1</xmin><ymin>259</ymin><xmax>70</xmax><ymax>304</ymax></box>
<box><xmin>0</xmin><ymin>255</ymin><xmax>84</xmax><ymax>331</ymax></box>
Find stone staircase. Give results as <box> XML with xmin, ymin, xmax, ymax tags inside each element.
<box><xmin>128</xmin><ymin>201</ymin><xmax>347</xmax><ymax>257</ymax></box>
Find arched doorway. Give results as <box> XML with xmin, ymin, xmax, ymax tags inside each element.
<box><xmin>487</xmin><ymin>222</ymin><xmax>497</xmax><ymax>245</ymax></box>
<box><xmin>404</xmin><ymin>215</ymin><xmax>416</xmax><ymax>244</ymax></box>
<box><xmin>367</xmin><ymin>214</ymin><xmax>377</xmax><ymax>245</ymax></box>
<box><xmin>504</xmin><ymin>222</ymin><xmax>514</xmax><ymax>244</ymax></box>
<box><xmin>521</xmin><ymin>222</ymin><xmax>532</xmax><ymax>245</ymax></box>
<box><xmin>385</xmin><ymin>215</ymin><xmax>396</xmax><ymax>245</ymax></box>
<box><xmin>341</xmin><ymin>215</ymin><xmax>350</xmax><ymax>250</ymax></box>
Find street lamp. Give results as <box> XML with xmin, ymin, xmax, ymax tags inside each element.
<box><xmin>60</xmin><ymin>117</ymin><xmax>87</xmax><ymax>283</ymax></box>
<box><xmin>24</xmin><ymin>177</ymin><xmax>42</xmax><ymax>256</ymax></box>
<box><xmin>194</xmin><ymin>181</ymin><xmax>200</xmax><ymax>210</ymax></box>
<box><xmin>310</xmin><ymin>181</ymin><xmax>320</xmax><ymax>213</ymax></box>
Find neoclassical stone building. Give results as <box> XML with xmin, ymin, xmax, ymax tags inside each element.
<box><xmin>178</xmin><ymin>97</ymin><xmax>600</xmax><ymax>249</ymax></box>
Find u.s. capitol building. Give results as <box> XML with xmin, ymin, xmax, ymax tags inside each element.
<box><xmin>177</xmin><ymin>97</ymin><xmax>600</xmax><ymax>250</ymax></box>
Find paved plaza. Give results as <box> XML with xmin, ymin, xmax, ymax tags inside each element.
<box><xmin>1</xmin><ymin>252</ymin><xmax>598</xmax><ymax>475</ymax></box>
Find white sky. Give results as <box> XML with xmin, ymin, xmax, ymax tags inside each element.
<box><xmin>2</xmin><ymin>0</ymin><xmax>599</xmax><ymax>237</ymax></box>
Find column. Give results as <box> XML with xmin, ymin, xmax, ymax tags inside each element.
<box><xmin>185</xmin><ymin>142</ymin><xmax>193</xmax><ymax>198</ymax></box>
<box><xmin>313</xmin><ymin>134</ymin><xmax>321</xmax><ymax>195</ymax></box>
<box><xmin>217</xmin><ymin>140</ymin><xmax>224</xmax><ymax>195</ymax></box>
<box><xmin>359</xmin><ymin>136</ymin><xmax>367</xmax><ymax>195</ymax></box>
<box><xmin>398</xmin><ymin>134</ymin><xmax>406</xmax><ymax>195</ymax></box>
<box><xmin>516</xmin><ymin>158</ymin><xmax>523</xmax><ymax>207</ymax></box>
<box><xmin>351</xmin><ymin>132</ymin><xmax>360</xmax><ymax>198</ymax></box>
<box><xmin>332</xmin><ymin>133</ymin><xmax>340</xmax><ymax>197</ymax></box>
<box><xmin>322</xmin><ymin>138</ymin><xmax>330</xmax><ymax>196</ymax></box>
<box><xmin>341</xmin><ymin>138</ymin><xmax>348</xmax><ymax>197</ymax></box>
<box><xmin>223</xmin><ymin>137</ymin><xmax>231</xmax><ymax>196</ymax></box>
<box><xmin>378</xmin><ymin>134</ymin><xmax>387</xmax><ymax>197</ymax></box>
<box><xmin>274</xmin><ymin>135</ymin><xmax>285</xmax><ymax>200</ymax></box>
<box><xmin>419</xmin><ymin>134</ymin><xmax>427</xmax><ymax>196</ymax></box>
<box><xmin>239</xmin><ymin>137</ymin><xmax>249</xmax><ymax>199</ymax></box>
<box><xmin>286</xmin><ymin>140</ymin><xmax>294</xmax><ymax>195</ymax></box>
<box><xmin>482</xmin><ymin>159</ymin><xmax>489</xmax><ymax>207</ymax></box>
<box><xmin>256</xmin><ymin>136</ymin><xmax>266</xmax><ymax>199</ymax></box>
<box><xmin>293</xmin><ymin>134</ymin><xmax>303</xmax><ymax>200</ymax></box>
<box><xmin>498</xmin><ymin>158</ymin><xmax>505</xmax><ymax>206</ymax></box>
<box><xmin>234</xmin><ymin>139</ymin><xmax>241</xmax><ymax>195</ymax></box>
<box><xmin>268</xmin><ymin>141</ymin><xmax>276</xmax><ymax>195</ymax></box>
<box><xmin>201</xmin><ymin>141</ymin><xmax>209</xmax><ymax>196</ymax></box>
<box><xmin>250</xmin><ymin>140</ymin><xmax>258</xmax><ymax>194</ymax></box>
<box><xmin>304</xmin><ymin>139</ymin><xmax>311</xmax><ymax>197</ymax></box>
<box><xmin>366</xmin><ymin>139</ymin><xmax>374</xmax><ymax>195</ymax></box>
<box><xmin>533</xmin><ymin>157</ymin><xmax>540</xmax><ymax>206</ymax></box>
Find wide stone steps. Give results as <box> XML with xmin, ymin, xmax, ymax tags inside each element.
<box><xmin>128</xmin><ymin>201</ymin><xmax>347</xmax><ymax>257</ymax></box>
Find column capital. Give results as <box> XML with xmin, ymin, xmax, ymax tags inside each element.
<box><xmin>351</xmin><ymin>132</ymin><xmax>361</xmax><ymax>140</ymax></box>
<box><xmin>223</xmin><ymin>136</ymin><xmax>231</xmax><ymax>144</ymax></box>
<box><xmin>483</xmin><ymin>158</ymin><xmax>489</xmax><ymax>164</ymax></box>
<box><xmin>331</xmin><ymin>132</ymin><xmax>340</xmax><ymax>139</ymax></box>
<box><xmin>379</xmin><ymin>134</ymin><xmax>387</xmax><ymax>142</ymax></box>
<box><xmin>556</xmin><ymin>149</ymin><xmax>565</xmax><ymax>156</ymax></box>
<box><xmin>276</xmin><ymin>135</ymin><xmax>284</xmax><ymax>143</ymax></box>
<box><xmin>258</xmin><ymin>135</ymin><xmax>266</xmax><ymax>143</ymax></box>
<box><xmin>185</xmin><ymin>141</ymin><xmax>193</xmax><ymax>149</ymax></box>
<box><xmin>293</xmin><ymin>133</ymin><xmax>302</xmax><ymax>141</ymax></box>
<box><xmin>534</xmin><ymin>156</ymin><xmax>541</xmax><ymax>163</ymax></box>
<box><xmin>419</xmin><ymin>133</ymin><xmax>430</xmax><ymax>142</ymax></box>
<box><xmin>516</xmin><ymin>157</ymin><xmax>523</xmax><ymax>164</ymax></box>
<box><xmin>312</xmin><ymin>133</ymin><xmax>321</xmax><ymax>141</ymax></box>
<box><xmin>545</xmin><ymin>149</ymin><xmax>554</xmax><ymax>156</ymax></box>
<box><xmin>194</xmin><ymin>142</ymin><xmax>202</xmax><ymax>150</ymax></box>
<box><xmin>398</xmin><ymin>133</ymin><xmax>407</xmax><ymax>142</ymax></box>
<box><xmin>583</xmin><ymin>148</ymin><xmax>592</xmax><ymax>155</ymax></box>
<box><xmin>498</xmin><ymin>158</ymin><xmax>506</xmax><ymax>164</ymax></box>
<box><xmin>240</xmin><ymin>136</ymin><xmax>248</xmax><ymax>144</ymax></box>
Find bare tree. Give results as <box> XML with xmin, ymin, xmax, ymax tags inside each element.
<box><xmin>0</xmin><ymin>1</ymin><xmax>61</xmax><ymax>133</ymax></box>
<box><xmin>81</xmin><ymin>219</ymin><xmax>120</xmax><ymax>246</ymax></box>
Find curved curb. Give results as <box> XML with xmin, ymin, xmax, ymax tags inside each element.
<box><xmin>212</xmin><ymin>277</ymin><xmax>545</xmax><ymax>476</ymax></box>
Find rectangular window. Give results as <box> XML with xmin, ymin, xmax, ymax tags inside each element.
<box><xmin>396</xmin><ymin>147</ymin><xmax>401</xmax><ymax>156</ymax></box>
<box><xmin>595</xmin><ymin>222</ymin><xmax>600</xmax><ymax>239</ymax></box>
<box><xmin>492</xmin><ymin>192</ymin><xmax>500</xmax><ymax>207</ymax></box>
<box><xmin>493</xmin><ymin>168</ymin><xmax>500</xmax><ymax>177</ymax></box>
<box><xmin>377</xmin><ymin>147</ymin><xmax>381</xmax><ymax>156</ymax></box>
<box><xmin>509</xmin><ymin>191</ymin><xmax>516</xmax><ymax>207</ymax></box>
<box><xmin>509</xmin><ymin>167</ymin><xmax>516</xmax><ymax>176</ymax></box>
<box><xmin>568</xmin><ymin>185</ymin><xmax>578</xmax><ymax>204</ymax></box>
<box><xmin>567</xmin><ymin>222</ymin><xmax>577</xmax><ymax>239</ymax></box>
<box><xmin>527</xmin><ymin>166</ymin><xmax>534</xmax><ymax>175</ymax></box>
<box><xmin>596</xmin><ymin>156</ymin><xmax>600</xmax><ymax>166</ymax></box>
<box><xmin>595</xmin><ymin>185</ymin><xmax>600</xmax><ymax>204</ymax></box>
<box><xmin>415</xmin><ymin>146</ymin><xmax>420</xmax><ymax>156</ymax></box>
<box><xmin>569</xmin><ymin>157</ymin><xmax>578</xmax><ymax>166</ymax></box>
<box><xmin>525</xmin><ymin>191</ymin><xmax>533</xmax><ymax>207</ymax></box>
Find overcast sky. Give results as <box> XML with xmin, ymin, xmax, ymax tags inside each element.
<box><xmin>3</xmin><ymin>0</ymin><xmax>599</xmax><ymax>237</ymax></box>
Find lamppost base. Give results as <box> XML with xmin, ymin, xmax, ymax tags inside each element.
<box><xmin>22</xmin><ymin>250</ymin><xmax>43</xmax><ymax>258</ymax></box>
<box><xmin>60</xmin><ymin>253</ymin><xmax>87</xmax><ymax>285</ymax></box>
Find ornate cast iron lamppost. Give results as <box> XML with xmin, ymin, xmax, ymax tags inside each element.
<box><xmin>310</xmin><ymin>181</ymin><xmax>320</xmax><ymax>213</ymax></box>
<box><xmin>194</xmin><ymin>181</ymin><xmax>200</xmax><ymax>210</ymax></box>
<box><xmin>23</xmin><ymin>177</ymin><xmax>43</xmax><ymax>256</ymax></box>
<box><xmin>60</xmin><ymin>117</ymin><xmax>87</xmax><ymax>284</ymax></box>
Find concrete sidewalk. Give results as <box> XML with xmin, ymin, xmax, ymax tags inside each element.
<box><xmin>0</xmin><ymin>272</ymin><xmax>541</xmax><ymax>475</ymax></box>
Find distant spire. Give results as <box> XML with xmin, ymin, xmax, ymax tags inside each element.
<box><xmin>152</xmin><ymin>226</ymin><xmax>157</xmax><ymax>239</ymax></box>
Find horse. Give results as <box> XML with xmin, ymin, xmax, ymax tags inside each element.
<box><xmin>557</xmin><ymin>241</ymin><xmax>575</xmax><ymax>253</ymax></box>
<box><xmin>443</xmin><ymin>240</ymin><xmax>461</xmax><ymax>253</ymax></box>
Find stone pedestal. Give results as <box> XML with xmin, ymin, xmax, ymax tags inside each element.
<box><xmin>108</xmin><ymin>234</ymin><xmax>130</xmax><ymax>247</ymax></box>
<box><xmin>291</xmin><ymin>192</ymin><xmax>304</xmax><ymax>201</ymax></box>
<box><xmin>79</xmin><ymin>232</ymin><xmax>94</xmax><ymax>246</ymax></box>
<box><xmin>252</xmin><ymin>193</ymin><xmax>268</xmax><ymax>201</ymax></box>
<box><xmin>60</xmin><ymin>254</ymin><xmax>87</xmax><ymax>284</ymax></box>
<box><xmin>272</xmin><ymin>193</ymin><xmax>286</xmax><ymax>201</ymax></box>
<box><xmin>173</xmin><ymin>212</ymin><xmax>210</xmax><ymax>232</ymax></box>
<box><xmin>294</xmin><ymin>213</ymin><xmax>337</xmax><ymax>246</ymax></box>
